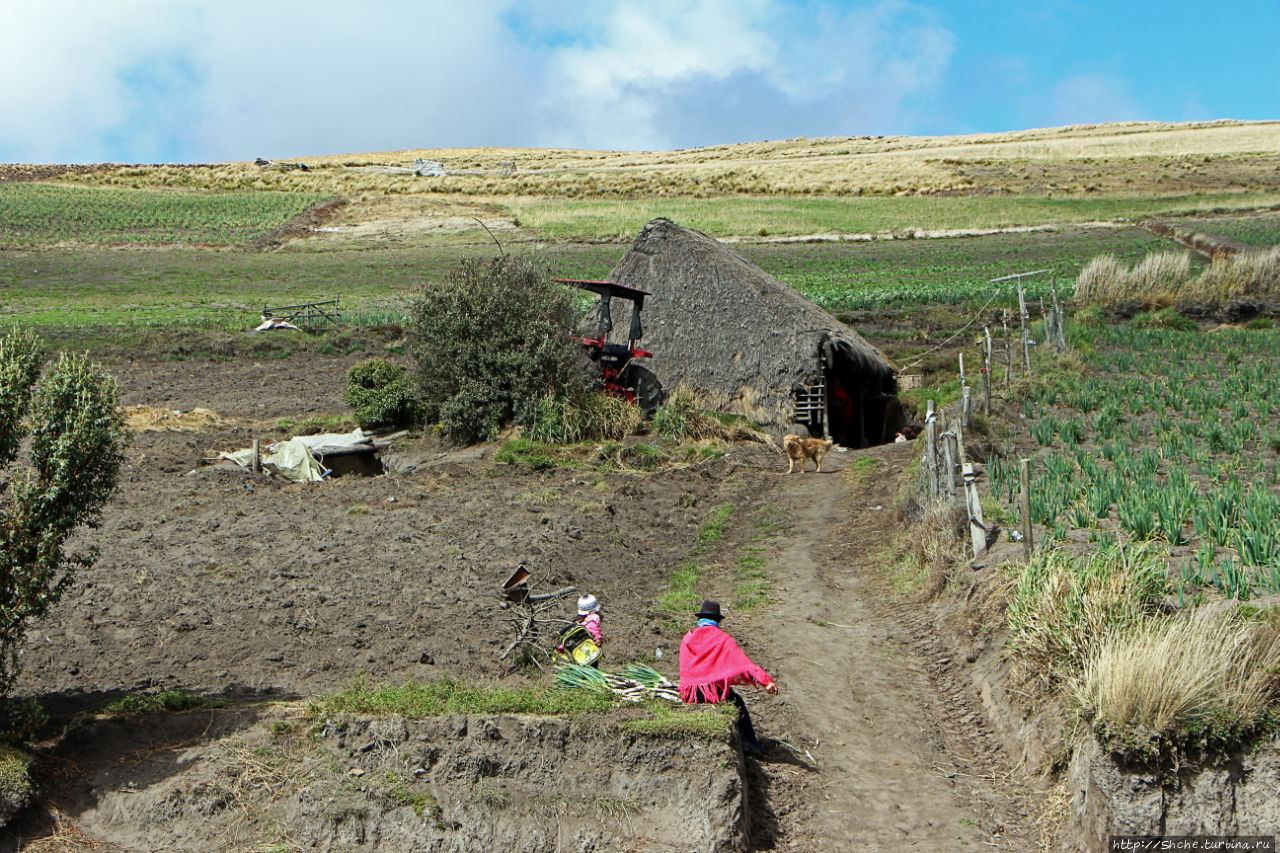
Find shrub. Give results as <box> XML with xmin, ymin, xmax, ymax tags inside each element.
<box><xmin>1131</xmin><ymin>307</ymin><xmax>1196</xmax><ymax>332</ymax></box>
<box><xmin>0</xmin><ymin>329</ymin><xmax>126</xmax><ymax>697</ymax></box>
<box><xmin>344</xmin><ymin>358</ymin><xmax>423</xmax><ymax>430</ymax></box>
<box><xmin>1198</xmin><ymin>247</ymin><xmax>1280</xmax><ymax>302</ymax></box>
<box><xmin>653</xmin><ymin>385</ymin><xmax>720</xmax><ymax>441</ymax></box>
<box><xmin>409</xmin><ymin>255</ymin><xmax>589</xmax><ymax>444</ymax></box>
<box><xmin>1129</xmin><ymin>251</ymin><xmax>1190</xmax><ymax>303</ymax></box>
<box><xmin>1076</xmin><ymin>247</ymin><xmax>1280</xmax><ymax>312</ymax></box>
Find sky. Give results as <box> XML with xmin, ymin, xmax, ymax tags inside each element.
<box><xmin>1</xmin><ymin>0</ymin><xmax>1277</xmax><ymax>164</ymax></box>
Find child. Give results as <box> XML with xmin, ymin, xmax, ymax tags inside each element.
<box><xmin>556</xmin><ymin>593</ymin><xmax>603</xmax><ymax>666</ymax></box>
<box><xmin>575</xmin><ymin>593</ymin><xmax>603</xmax><ymax>643</ymax></box>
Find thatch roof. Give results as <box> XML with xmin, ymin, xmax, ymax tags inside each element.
<box><xmin>606</xmin><ymin>218</ymin><xmax>896</xmax><ymax>424</ymax></box>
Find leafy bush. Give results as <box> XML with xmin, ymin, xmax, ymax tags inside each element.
<box><xmin>1131</xmin><ymin>307</ymin><xmax>1196</xmax><ymax>332</ymax></box>
<box><xmin>0</xmin><ymin>329</ymin><xmax>126</xmax><ymax>697</ymax></box>
<box><xmin>344</xmin><ymin>358</ymin><xmax>423</xmax><ymax>430</ymax></box>
<box><xmin>409</xmin><ymin>255</ymin><xmax>589</xmax><ymax>444</ymax></box>
<box><xmin>1072</xmin><ymin>305</ymin><xmax>1105</xmax><ymax>328</ymax></box>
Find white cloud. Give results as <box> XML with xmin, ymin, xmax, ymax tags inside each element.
<box><xmin>536</xmin><ymin>0</ymin><xmax>956</xmax><ymax>149</ymax></box>
<box><xmin>0</xmin><ymin>0</ymin><xmax>957</xmax><ymax>161</ymax></box>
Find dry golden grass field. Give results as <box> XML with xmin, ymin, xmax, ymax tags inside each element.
<box><xmin>6</xmin><ymin>119</ymin><xmax>1277</xmax><ymax>245</ymax></box>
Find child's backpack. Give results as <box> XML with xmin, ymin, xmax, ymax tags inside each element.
<box><xmin>555</xmin><ymin>624</ymin><xmax>602</xmax><ymax>666</ymax></box>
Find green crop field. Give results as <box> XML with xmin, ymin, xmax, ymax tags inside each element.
<box><xmin>1177</xmin><ymin>210</ymin><xmax>1280</xmax><ymax>248</ymax></box>
<box><xmin>988</xmin><ymin>323</ymin><xmax>1280</xmax><ymax>598</ymax></box>
<box><xmin>0</xmin><ymin>183</ymin><xmax>328</xmax><ymax>247</ymax></box>
<box><xmin>0</xmin><ymin>225</ymin><xmax>1177</xmax><ymax>330</ymax></box>
<box><xmin>739</xmin><ymin>226</ymin><xmax>1174</xmax><ymax>311</ymax></box>
<box><xmin>508</xmin><ymin>193</ymin><xmax>1280</xmax><ymax>243</ymax></box>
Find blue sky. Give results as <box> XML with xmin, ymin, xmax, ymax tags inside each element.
<box><xmin>1</xmin><ymin>0</ymin><xmax>1276</xmax><ymax>163</ymax></box>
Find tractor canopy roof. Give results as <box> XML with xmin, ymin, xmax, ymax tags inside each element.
<box><xmin>553</xmin><ymin>279</ymin><xmax>651</xmax><ymax>302</ymax></box>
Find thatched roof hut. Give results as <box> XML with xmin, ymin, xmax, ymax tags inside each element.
<box><xmin>606</xmin><ymin>218</ymin><xmax>901</xmax><ymax>447</ymax></box>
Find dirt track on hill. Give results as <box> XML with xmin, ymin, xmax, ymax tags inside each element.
<box><xmin>9</xmin><ymin>352</ymin><xmax>1043</xmax><ymax>849</ymax></box>
<box><xmin>738</xmin><ymin>444</ymin><xmax>1036</xmax><ymax>849</ymax></box>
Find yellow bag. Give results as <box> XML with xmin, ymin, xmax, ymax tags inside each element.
<box><xmin>556</xmin><ymin>624</ymin><xmax>602</xmax><ymax>666</ymax></box>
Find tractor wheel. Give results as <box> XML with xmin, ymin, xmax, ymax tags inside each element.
<box><xmin>626</xmin><ymin>364</ymin><xmax>664</xmax><ymax>416</ymax></box>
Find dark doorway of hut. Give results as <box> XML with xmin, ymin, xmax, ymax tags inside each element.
<box><xmin>820</xmin><ymin>348</ymin><xmax>904</xmax><ymax>449</ymax></box>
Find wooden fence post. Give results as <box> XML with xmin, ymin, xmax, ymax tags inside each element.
<box><xmin>963</xmin><ymin>463</ymin><xmax>986</xmax><ymax>558</ymax></box>
<box><xmin>942</xmin><ymin>431</ymin><xmax>957</xmax><ymax>496</ymax></box>
<box><xmin>962</xmin><ymin>386</ymin><xmax>972</xmax><ymax>429</ymax></box>
<box><xmin>925</xmin><ymin>400</ymin><xmax>938</xmax><ymax>498</ymax></box>
<box><xmin>251</xmin><ymin>439</ymin><xmax>261</xmax><ymax>473</ymax></box>
<box><xmin>1003</xmin><ymin>312</ymin><xmax>1013</xmax><ymax>388</ymax></box>
<box><xmin>983</xmin><ymin>326</ymin><xmax>993</xmax><ymax>415</ymax></box>
<box><xmin>1018</xmin><ymin>283</ymin><xmax>1032</xmax><ymax>377</ymax></box>
<box><xmin>1019</xmin><ymin>457</ymin><xmax>1033</xmax><ymax>560</ymax></box>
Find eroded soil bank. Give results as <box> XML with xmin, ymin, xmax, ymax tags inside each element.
<box><xmin>12</xmin><ymin>706</ymin><xmax>745</xmax><ymax>852</ymax></box>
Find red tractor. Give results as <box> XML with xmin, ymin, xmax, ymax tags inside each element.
<box><xmin>554</xmin><ymin>279</ymin><xmax>664</xmax><ymax>415</ymax></box>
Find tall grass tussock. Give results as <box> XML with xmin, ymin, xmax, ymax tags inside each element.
<box><xmin>1006</xmin><ymin>541</ymin><xmax>1168</xmax><ymax>686</ymax></box>
<box><xmin>526</xmin><ymin>392</ymin><xmax>644</xmax><ymax>443</ymax></box>
<box><xmin>1071</xmin><ymin>614</ymin><xmax>1280</xmax><ymax>761</ymax></box>
<box><xmin>1074</xmin><ymin>247</ymin><xmax>1280</xmax><ymax>311</ymax></box>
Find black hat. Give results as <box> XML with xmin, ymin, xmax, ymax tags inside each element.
<box><xmin>695</xmin><ymin>600</ymin><xmax>723</xmax><ymax>621</ymax></box>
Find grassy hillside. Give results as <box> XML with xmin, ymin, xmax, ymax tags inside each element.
<box><xmin>2</xmin><ymin>120</ymin><xmax>1277</xmax><ymax>248</ymax></box>
<box><xmin>29</xmin><ymin>120</ymin><xmax>1279</xmax><ymax>200</ymax></box>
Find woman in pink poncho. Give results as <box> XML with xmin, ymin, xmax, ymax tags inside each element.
<box><xmin>679</xmin><ymin>600</ymin><xmax>777</xmax><ymax>757</ymax></box>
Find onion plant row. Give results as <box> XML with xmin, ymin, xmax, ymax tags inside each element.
<box><xmin>988</xmin><ymin>324</ymin><xmax>1280</xmax><ymax>600</ymax></box>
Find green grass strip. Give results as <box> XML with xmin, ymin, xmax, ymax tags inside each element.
<box><xmin>308</xmin><ymin>676</ymin><xmax>614</xmax><ymax>719</ymax></box>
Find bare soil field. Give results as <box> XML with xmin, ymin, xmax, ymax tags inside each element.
<box><xmin>4</xmin><ymin>349</ymin><xmax>1044</xmax><ymax>850</ymax></box>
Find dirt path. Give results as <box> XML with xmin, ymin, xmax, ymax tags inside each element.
<box><xmin>743</xmin><ymin>441</ymin><xmax>1036</xmax><ymax>850</ymax></box>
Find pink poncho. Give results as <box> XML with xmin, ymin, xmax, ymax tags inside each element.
<box><xmin>678</xmin><ymin>625</ymin><xmax>773</xmax><ymax>704</ymax></box>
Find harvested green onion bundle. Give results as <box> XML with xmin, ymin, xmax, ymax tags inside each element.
<box><xmin>553</xmin><ymin>663</ymin><xmax>611</xmax><ymax>693</ymax></box>
<box><xmin>554</xmin><ymin>663</ymin><xmax>681</xmax><ymax>703</ymax></box>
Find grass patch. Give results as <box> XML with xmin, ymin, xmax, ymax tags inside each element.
<box><xmin>383</xmin><ymin>770</ymin><xmax>442</xmax><ymax>821</ymax></box>
<box><xmin>1006</xmin><ymin>541</ymin><xmax>1169</xmax><ymax>687</ymax></box>
<box><xmin>471</xmin><ymin>780</ymin><xmax>514</xmax><ymax>810</ymax></box>
<box><xmin>883</xmin><ymin>548</ymin><xmax>931</xmax><ymax>597</ymax></box>
<box><xmin>274</xmin><ymin>414</ymin><xmax>359</xmax><ymax>435</ymax></box>
<box><xmin>733</xmin><ymin>547</ymin><xmax>770</xmax><ymax>610</ymax></box>
<box><xmin>621</xmin><ymin>700</ymin><xmax>736</xmax><ymax>739</ymax></box>
<box><xmin>844</xmin><ymin>455</ymin><xmax>878</xmax><ymax>487</ymax></box>
<box><xmin>99</xmin><ymin>689</ymin><xmax>229</xmax><ymax>715</ymax></box>
<box><xmin>0</xmin><ymin>182</ymin><xmax>328</xmax><ymax>247</ymax></box>
<box><xmin>695</xmin><ymin>503</ymin><xmax>734</xmax><ymax>549</ymax></box>
<box><xmin>307</xmin><ymin>677</ymin><xmax>614</xmax><ymax>720</ymax></box>
<box><xmin>733</xmin><ymin>506</ymin><xmax>784</xmax><ymax>610</ymax></box>
<box><xmin>659</xmin><ymin>502</ymin><xmax>735</xmax><ymax>613</ymax></box>
<box><xmin>513</xmin><ymin>193</ymin><xmax>1280</xmax><ymax>243</ymax></box>
<box><xmin>493</xmin><ymin>438</ymin><xmax>557</xmax><ymax>470</ymax></box>
<box><xmin>658</xmin><ymin>559</ymin><xmax>703</xmax><ymax>613</ymax></box>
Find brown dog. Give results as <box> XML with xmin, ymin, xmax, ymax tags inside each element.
<box><xmin>784</xmin><ymin>434</ymin><xmax>834</xmax><ymax>473</ymax></box>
